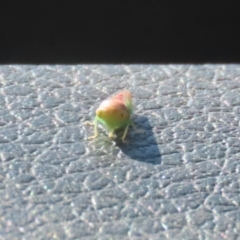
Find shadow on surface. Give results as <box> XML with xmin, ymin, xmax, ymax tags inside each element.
<box><xmin>115</xmin><ymin>115</ymin><xmax>161</xmax><ymax>165</ymax></box>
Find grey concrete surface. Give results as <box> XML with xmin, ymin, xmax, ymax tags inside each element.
<box><xmin>0</xmin><ymin>65</ymin><xmax>240</xmax><ymax>240</ymax></box>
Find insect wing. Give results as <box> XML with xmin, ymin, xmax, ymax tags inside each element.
<box><xmin>110</xmin><ymin>90</ymin><xmax>133</xmax><ymax>113</ymax></box>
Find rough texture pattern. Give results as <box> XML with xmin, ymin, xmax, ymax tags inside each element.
<box><xmin>0</xmin><ymin>65</ymin><xmax>240</xmax><ymax>240</ymax></box>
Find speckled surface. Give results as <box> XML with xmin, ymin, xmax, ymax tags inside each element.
<box><xmin>0</xmin><ymin>65</ymin><xmax>240</xmax><ymax>240</ymax></box>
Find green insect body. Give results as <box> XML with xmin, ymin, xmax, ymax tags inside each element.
<box><xmin>89</xmin><ymin>90</ymin><xmax>134</xmax><ymax>141</ymax></box>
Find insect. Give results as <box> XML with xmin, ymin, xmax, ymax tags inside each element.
<box><xmin>87</xmin><ymin>90</ymin><xmax>135</xmax><ymax>141</ymax></box>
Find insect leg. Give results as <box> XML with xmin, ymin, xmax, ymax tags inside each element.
<box><xmin>121</xmin><ymin>123</ymin><xmax>130</xmax><ymax>141</ymax></box>
<box><xmin>88</xmin><ymin>117</ymin><xmax>98</xmax><ymax>140</ymax></box>
<box><xmin>108</xmin><ymin>129</ymin><xmax>114</xmax><ymax>138</ymax></box>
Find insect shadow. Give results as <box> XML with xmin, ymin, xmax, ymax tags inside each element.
<box><xmin>115</xmin><ymin>114</ymin><xmax>161</xmax><ymax>165</ymax></box>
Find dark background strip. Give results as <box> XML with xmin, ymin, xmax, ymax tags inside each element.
<box><xmin>0</xmin><ymin>1</ymin><xmax>240</xmax><ymax>63</ymax></box>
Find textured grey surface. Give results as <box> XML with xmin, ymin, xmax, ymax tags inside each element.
<box><xmin>0</xmin><ymin>65</ymin><xmax>240</xmax><ymax>240</ymax></box>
